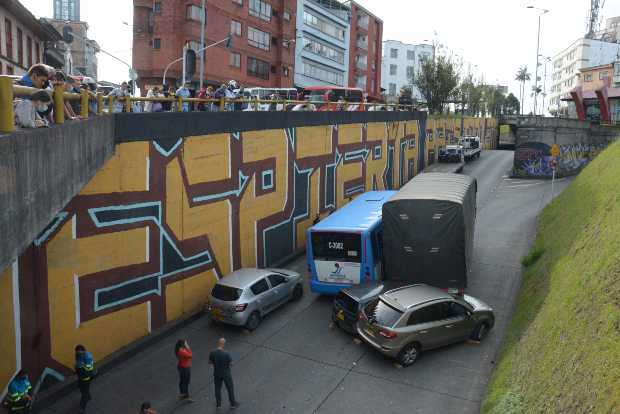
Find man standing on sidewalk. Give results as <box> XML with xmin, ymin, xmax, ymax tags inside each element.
<box><xmin>75</xmin><ymin>345</ymin><xmax>96</xmax><ymax>413</ymax></box>
<box><xmin>208</xmin><ymin>338</ymin><xmax>238</xmax><ymax>409</ymax></box>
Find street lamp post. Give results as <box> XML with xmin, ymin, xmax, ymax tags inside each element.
<box><xmin>539</xmin><ymin>55</ymin><xmax>551</xmax><ymax>116</ymax></box>
<box><xmin>199</xmin><ymin>0</ymin><xmax>206</xmax><ymax>90</ymax></box>
<box><xmin>527</xmin><ymin>6</ymin><xmax>549</xmax><ymax>116</ymax></box>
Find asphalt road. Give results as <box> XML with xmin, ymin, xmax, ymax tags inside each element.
<box><xmin>39</xmin><ymin>150</ymin><xmax>572</xmax><ymax>414</ymax></box>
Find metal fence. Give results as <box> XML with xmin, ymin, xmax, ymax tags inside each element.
<box><xmin>0</xmin><ymin>75</ymin><xmax>417</xmax><ymax>133</ymax></box>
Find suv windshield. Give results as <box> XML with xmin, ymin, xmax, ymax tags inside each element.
<box><xmin>211</xmin><ymin>284</ymin><xmax>243</xmax><ymax>301</ymax></box>
<box><xmin>364</xmin><ymin>299</ymin><xmax>403</xmax><ymax>327</ymax></box>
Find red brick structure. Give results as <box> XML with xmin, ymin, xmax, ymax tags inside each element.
<box><xmin>133</xmin><ymin>0</ymin><xmax>297</xmax><ymax>90</ymax></box>
<box><xmin>347</xmin><ymin>1</ymin><xmax>382</xmax><ymax>99</ymax></box>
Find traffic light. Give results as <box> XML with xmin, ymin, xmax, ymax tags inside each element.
<box><xmin>225</xmin><ymin>35</ymin><xmax>233</xmax><ymax>49</ymax></box>
<box><xmin>185</xmin><ymin>49</ymin><xmax>196</xmax><ymax>78</ymax></box>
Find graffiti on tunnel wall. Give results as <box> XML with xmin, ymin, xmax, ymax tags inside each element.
<box><xmin>513</xmin><ymin>141</ymin><xmax>608</xmax><ymax>177</ymax></box>
<box><xmin>0</xmin><ymin>117</ymin><xmax>497</xmax><ymax>395</ymax></box>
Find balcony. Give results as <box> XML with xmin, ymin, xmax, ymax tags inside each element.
<box><xmin>356</xmin><ymin>40</ymin><xmax>368</xmax><ymax>50</ymax></box>
<box><xmin>356</xmin><ymin>61</ymin><xmax>367</xmax><ymax>70</ymax></box>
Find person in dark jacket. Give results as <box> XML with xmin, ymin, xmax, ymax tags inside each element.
<box><xmin>75</xmin><ymin>345</ymin><xmax>96</xmax><ymax>413</ymax></box>
<box><xmin>3</xmin><ymin>370</ymin><xmax>32</xmax><ymax>413</ymax></box>
<box><xmin>174</xmin><ymin>339</ymin><xmax>193</xmax><ymax>401</ymax></box>
<box><xmin>208</xmin><ymin>338</ymin><xmax>238</xmax><ymax>409</ymax></box>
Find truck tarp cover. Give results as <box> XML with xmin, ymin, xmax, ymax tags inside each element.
<box><xmin>382</xmin><ymin>173</ymin><xmax>477</xmax><ymax>288</ymax></box>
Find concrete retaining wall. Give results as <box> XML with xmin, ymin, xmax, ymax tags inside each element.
<box><xmin>0</xmin><ymin>112</ymin><xmax>498</xmax><ymax>396</ymax></box>
<box><xmin>505</xmin><ymin>117</ymin><xmax>619</xmax><ymax>177</ymax></box>
<box><xmin>0</xmin><ymin>116</ymin><xmax>115</xmax><ymax>273</ymax></box>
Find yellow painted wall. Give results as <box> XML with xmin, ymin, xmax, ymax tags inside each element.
<box><xmin>1</xmin><ymin>116</ymin><xmax>498</xmax><ymax>394</ymax></box>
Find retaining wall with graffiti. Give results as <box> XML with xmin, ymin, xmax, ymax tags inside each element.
<box><xmin>506</xmin><ymin>116</ymin><xmax>619</xmax><ymax>178</ymax></box>
<box><xmin>0</xmin><ymin>113</ymin><xmax>497</xmax><ymax>396</ymax></box>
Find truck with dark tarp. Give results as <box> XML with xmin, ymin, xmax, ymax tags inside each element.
<box><xmin>381</xmin><ymin>173</ymin><xmax>477</xmax><ymax>294</ymax></box>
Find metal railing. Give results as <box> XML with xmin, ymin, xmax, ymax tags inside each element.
<box><xmin>0</xmin><ymin>75</ymin><xmax>418</xmax><ymax>133</ymax></box>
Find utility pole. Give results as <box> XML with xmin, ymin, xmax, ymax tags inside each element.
<box><xmin>199</xmin><ymin>0</ymin><xmax>206</xmax><ymax>90</ymax></box>
<box><xmin>527</xmin><ymin>6</ymin><xmax>549</xmax><ymax>116</ymax></box>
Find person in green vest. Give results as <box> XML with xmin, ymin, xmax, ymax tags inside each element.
<box><xmin>3</xmin><ymin>370</ymin><xmax>33</xmax><ymax>413</ymax></box>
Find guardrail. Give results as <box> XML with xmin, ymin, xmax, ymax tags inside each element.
<box><xmin>0</xmin><ymin>75</ymin><xmax>417</xmax><ymax>133</ymax></box>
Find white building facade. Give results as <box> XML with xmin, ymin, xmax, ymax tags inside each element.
<box><xmin>548</xmin><ymin>37</ymin><xmax>620</xmax><ymax>114</ymax></box>
<box><xmin>381</xmin><ymin>40</ymin><xmax>433</xmax><ymax>102</ymax></box>
<box><xmin>294</xmin><ymin>0</ymin><xmax>350</xmax><ymax>88</ymax></box>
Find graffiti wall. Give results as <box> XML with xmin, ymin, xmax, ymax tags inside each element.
<box><xmin>0</xmin><ymin>116</ymin><xmax>497</xmax><ymax>395</ymax></box>
<box><xmin>513</xmin><ymin>141</ymin><xmax>610</xmax><ymax>177</ymax></box>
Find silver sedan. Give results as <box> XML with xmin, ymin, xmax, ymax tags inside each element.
<box><xmin>207</xmin><ymin>268</ymin><xmax>303</xmax><ymax>331</ymax></box>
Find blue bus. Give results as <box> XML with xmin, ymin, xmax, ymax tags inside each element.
<box><xmin>306</xmin><ymin>191</ymin><xmax>397</xmax><ymax>294</ymax></box>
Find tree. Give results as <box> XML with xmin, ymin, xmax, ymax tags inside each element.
<box><xmin>515</xmin><ymin>66</ymin><xmax>531</xmax><ymax>115</ymax></box>
<box><xmin>456</xmin><ymin>74</ymin><xmax>485</xmax><ymax>116</ymax></box>
<box><xmin>504</xmin><ymin>93</ymin><xmax>520</xmax><ymax>115</ymax></box>
<box><xmin>485</xmin><ymin>86</ymin><xmax>506</xmax><ymax>118</ymax></box>
<box><xmin>412</xmin><ymin>55</ymin><xmax>460</xmax><ymax>114</ymax></box>
<box><xmin>399</xmin><ymin>85</ymin><xmax>412</xmax><ymax>99</ymax></box>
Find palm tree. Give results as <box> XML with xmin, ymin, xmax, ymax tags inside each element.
<box><xmin>515</xmin><ymin>66</ymin><xmax>531</xmax><ymax>115</ymax></box>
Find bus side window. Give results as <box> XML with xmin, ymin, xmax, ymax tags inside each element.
<box><xmin>371</xmin><ymin>229</ymin><xmax>383</xmax><ymax>261</ymax></box>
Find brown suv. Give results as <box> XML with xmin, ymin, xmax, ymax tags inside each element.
<box><xmin>357</xmin><ymin>284</ymin><xmax>494</xmax><ymax>366</ymax></box>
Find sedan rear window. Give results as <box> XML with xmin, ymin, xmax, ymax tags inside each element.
<box><xmin>335</xmin><ymin>292</ymin><xmax>359</xmax><ymax>313</ymax></box>
<box><xmin>364</xmin><ymin>299</ymin><xmax>403</xmax><ymax>327</ymax></box>
<box><xmin>211</xmin><ymin>284</ymin><xmax>243</xmax><ymax>301</ymax></box>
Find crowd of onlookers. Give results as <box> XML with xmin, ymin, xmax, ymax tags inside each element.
<box><xmin>8</xmin><ymin>63</ymin><xmax>404</xmax><ymax>130</ymax></box>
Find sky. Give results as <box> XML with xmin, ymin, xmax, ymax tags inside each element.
<box><xmin>21</xmin><ymin>0</ymin><xmax>620</xmax><ymax>114</ymax></box>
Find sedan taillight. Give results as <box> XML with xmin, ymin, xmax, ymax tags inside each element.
<box><xmin>234</xmin><ymin>304</ymin><xmax>248</xmax><ymax>312</ymax></box>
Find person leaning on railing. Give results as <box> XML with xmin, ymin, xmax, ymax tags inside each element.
<box><xmin>14</xmin><ymin>89</ymin><xmax>52</xmax><ymax>129</ymax></box>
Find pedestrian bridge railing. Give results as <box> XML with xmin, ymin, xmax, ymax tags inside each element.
<box><xmin>0</xmin><ymin>75</ymin><xmax>417</xmax><ymax>133</ymax></box>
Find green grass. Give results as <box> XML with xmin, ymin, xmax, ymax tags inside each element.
<box><xmin>483</xmin><ymin>139</ymin><xmax>620</xmax><ymax>414</ymax></box>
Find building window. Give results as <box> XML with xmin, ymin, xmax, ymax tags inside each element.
<box><xmin>390</xmin><ymin>48</ymin><xmax>398</xmax><ymax>58</ymax></box>
<box><xmin>247</xmin><ymin>56</ymin><xmax>269</xmax><ymax>79</ymax></box>
<box><xmin>390</xmin><ymin>64</ymin><xmax>397</xmax><ymax>75</ymax></box>
<box><xmin>283</xmin><ymin>66</ymin><xmax>290</xmax><ymax>77</ymax></box>
<box><xmin>16</xmin><ymin>28</ymin><xmax>23</xmax><ymax>66</ymax></box>
<box><xmin>186</xmin><ymin>5</ymin><xmax>202</xmax><ymax>21</ymax></box>
<box><xmin>406</xmin><ymin>66</ymin><xmax>414</xmax><ymax>79</ymax></box>
<box><xmin>373</xmin><ymin>145</ymin><xmax>382</xmax><ymax>160</ymax></box>
<box><xmin>303</xmin><ymin>11</ymin><xmax>345</xmax><ymax>41</ymax></box>
<box><xmin>232</xmin><ymin>0</ymin><xmax>243</xmax><ymax>4</ymax></box>
<box><xmin>35</xmin><ymin>42</ymin><xmax>40</xmax><ymax>62</ymax></box>
<box><xmin>153</xmin><ymin>38</ymin><xmax>161</xmax><ymax>49</ymax></box>
<box><xmin>230</xmin><ymin>52</ymin><xmax>241</xmax><ymax>68</ymax></box>
<box><xmin>261</xmin><ymin>170</ymin><xmax>274</xmax><ymax>190</ymax></box>
<box><xmin>302</xmin><ymin>61</ymin><xmax>344</xmax><ymax>85</ymax></box>
<box><xmin>357</xmin><ymin>13</ymin><xmax>369</xmax><ymax>29</ymax></box>
<box><xmin>248</xmin><ymin>27</ymin><xmax>270</xmax><ymax>51</ymax></box>
<box><xmin>26</xmin><ymin>36</ymin><xmax>32</xmax><ymax>67</ymax></box>
<box><xmin>283</xmin><ymin>10</ymin><xmax>291</xmax><ymax>21</ymax></box>
<box><xmin>355</xmin><ymin>75</ymin><xmax>366</xmax><ymax>89</ymax></box>
<box><xmin>407</xmin><ymin>50</ymin><xmax>415</xmax><ymax>60</ymax></box>
<box><xmin>599</xmin><ymin>71</ymin><xmax>609</xmax><ymax>80</ymax></box>
<box><xmin>302</xmin><ymin>37</ymin><xmax>345</xmax><ymax>64</ymax></box>
<box><xmin>6</xmin><ymin>65</ymin><xmax>14</xmax><ymax>75</ymax></box>
<box><xmin>355</xmin><ymin>54</ymin><xmax>367</xmax><ymax>69</ymax></box>
<box><xmin>584</xmin><ymin>74</ymin><xmax>592</xmax><ymax>82</ymax></box>
<box><xmin>5</xmin><ymin>19</ymin><xmax>13</xmax><ymax>60</ymax></box>
<box><xmin>249</xmin><ymin>0</ymin><xmax>272</xmax><ymax>22</ymax></box>
<box><xmin>153</xmin><ymin>2</ymin><xmax>162</xmax><ymax>13</ymax></box>
<box><xmin>389</xmin><ymin>83</ymin><xmax>396</xmax><ymax>96</ymax></box>
<box><xmin>231</xmin><ymin>20</ymin><xmax>242</xmax><ymax>36</ymax></box>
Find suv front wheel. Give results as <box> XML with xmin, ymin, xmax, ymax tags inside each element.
<box><xmin>397</xmin><ymin>343</ymin><xmax>419</xmax><ymax>367</ymax></box>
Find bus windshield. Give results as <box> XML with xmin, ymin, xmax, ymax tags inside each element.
<box><xmin>311</xmin><ymin>232</ymin><xmax>361</xmax><ymax>263</ymax></box>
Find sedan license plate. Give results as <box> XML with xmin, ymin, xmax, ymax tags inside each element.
<box><xmin>211</xmin><ymin>307</ymin><xmax>224</xmax><ymax>321</ymax></box>
<box><xmin>365</xmin><ymin>324</ymin><xmax>378</xmax><ymax>337</ymax></box>
<box><xmin>336</xmin><ymin>310</ymin><xmax>345</xmax><ymax>321</ymax></box>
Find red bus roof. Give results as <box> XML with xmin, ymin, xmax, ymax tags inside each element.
<box><xmin>302</xmin><ymin>86</ymin><xmax>364</xmax><ymax>92</ymax></box>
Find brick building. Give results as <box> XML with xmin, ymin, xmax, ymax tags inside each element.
<box><xmin>347</xmin><ymin>1</ymin><xmax>382</xmax><ymax>98</ymax></box>
<box><xmin>133</xmin><ymin>0</ymin><xmax>297</xmax><ymax>90</ymax></box>
<box><xmin>0</xmin><ymin>0</ymin><xmax>62</xmax><ymax>76</ymax></box>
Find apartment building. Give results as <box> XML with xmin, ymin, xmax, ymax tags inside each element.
<box><xmin>347</xmin><ymin>1</ymin><xmax>382</xmax><ymax>98</ymax></box>
<box><xmin>294</xmin><ymin>0</ymin><xmax>349</xmax><ymax>89</ymax></box>
<box><xmin>548</xmin><ymin>37</ymin><xmax>620</xmax><ymax>115</ymax></box>
<box><xmin>133</xmin><ymin>0</ymin><xmax>297</xmax><ymax>90</ymax></box>
<box><xmin>381</xmin><ymin>39</ymin><xmax>433</xmax><ymax>102</ymax></box>
<box><xmin>0</xmin><ymin>1</ymin><xmax>61</xmax><ymax>76</ymax></box>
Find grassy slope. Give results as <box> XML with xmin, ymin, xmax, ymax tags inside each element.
<box><xmin>483</xmin><ymin>139</ymin><xmax>620</xmax><ymax>414</ymax></box>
